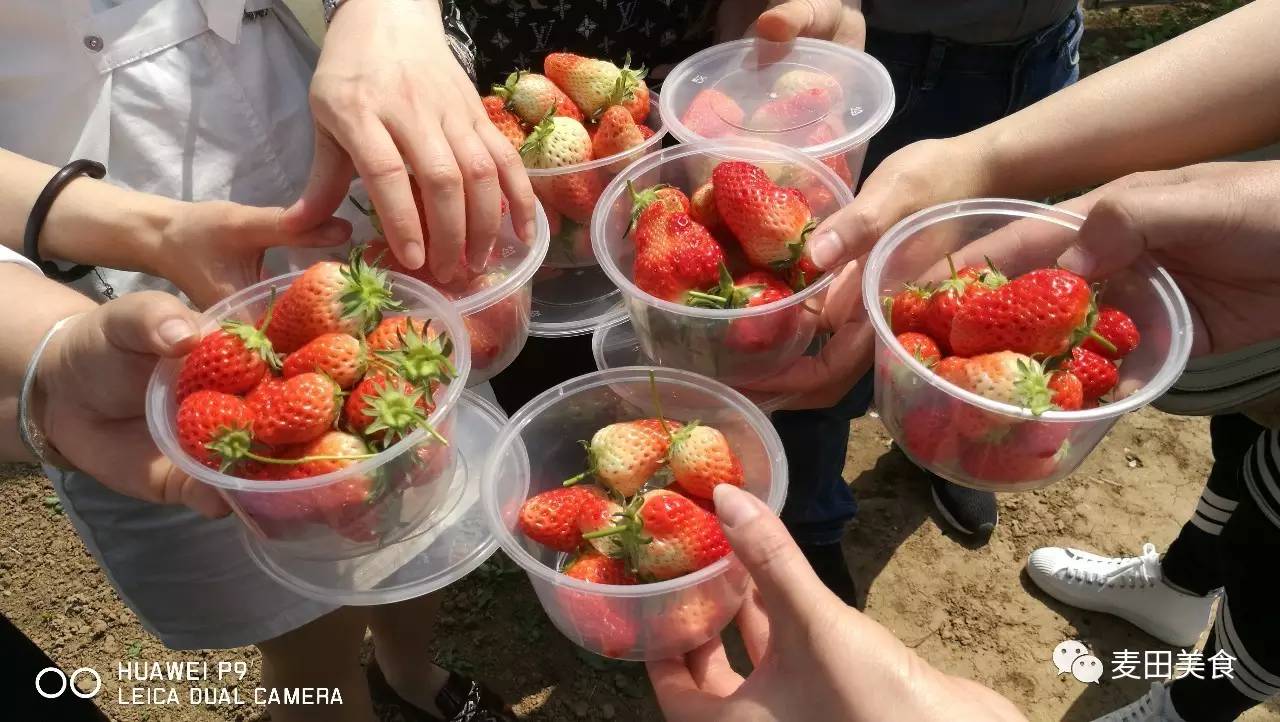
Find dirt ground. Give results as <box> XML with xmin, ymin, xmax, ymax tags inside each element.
<box><xmin>3</xmin><ymin>407</ymin><xmax>1278</xmax><ymax>722</ymax></box>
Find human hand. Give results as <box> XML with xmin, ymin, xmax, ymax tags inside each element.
<box><xmin>753</xmin><ymin>0</ymin><xmax>867</xmax><ymax>49</ymax></box>
<box><xmin>648</xmin><ymin>485</ymin><xmax>1027</xmax><ymax>722</ymax></box>
<box><xmin>35</xmin><ymin>292</ymin><xmax>229</xmax><ymax>518</ymax></box>
<box><xmin>284</xmin><ymin>0</ymin><xmax>537</xmax><ymax>283</ymax></box>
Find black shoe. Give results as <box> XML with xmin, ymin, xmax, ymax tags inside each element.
<box><xmin>367</xmin><ymin>660</ymin><xmax>515</xmax><ymax>722</ymax></box>
<box><xmin>799</xmin><ymin>542</ymin><xmax>860</xmax><ymax>608</ymax></box>
<box><xmin>930</xmin><ymin>477</ymin><xmax>998</xmax><ymax>542</ymax></box>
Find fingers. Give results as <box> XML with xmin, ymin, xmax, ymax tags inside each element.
<box><xmin>445</xmin><ymin>116</ymin><xmax>502</xmax><ymax>274</ymax></box>
<box><xmin>477</xmin><ymin>122</ymin><xmax>539</xmax><ymax>248</ymax></box>
<box><xmin>646</xmin><ymin>657</ymin><xmax>721</xmax><ymax>722</ymax></box>
<box><xmin>686</xmin><ymin>636</ymin><xmax>745</xmax><ymax>697</ymax></box>
<box><xmin>281</xmin><ymin>131</ymin><xmax>356</xmax><ymax>233</ymax></box>
<box><xmin>735</xmin><ymin>587</ymin><xmax>772</xmax><ymax>666</ymax></box>
<box><xmin>744</xmin><ymin>319</ymin><xmax>873</xmax><ymax>399</ymax></box>
<box><xmin>807</xmin><ymin>195</ymin><xmax>893</xmax><ymax>271</ymax></box>
<box><xmin>755</xmin><ymin>0</ymin><xmax>827</xmax><ymax>41</ymax></box>
<box><xmin>712</xmin><ymin>485</ymin><xmax>838</xmax><ymax>628</ymax></box>
<box><xmin>238</xmin><ymin>205</ymin><xmax>352</xmax><ymax>249</ymax></box>
<box><xmin>1058</xmin><ymin>184</ymin><xmax>1188</xmax><ymax>279</ymax></box>
<box><xmin>348</xmin><ymin>120</ymin><xmax>428</xmax><ymax>270</ymax></box>
<box><xmin>163</xmin><ymin>462</ymin><xmax>232</xmax><ymax>518</ymax></box>
<box><xmin>393</xmin><ymin>119</ymin><xmax>466</xmax><ymax>281</ymax></box>
<box><xmin>98</xmin><ymin>291</ymin><xmax>203</xmax><ymax>358</ymax></box>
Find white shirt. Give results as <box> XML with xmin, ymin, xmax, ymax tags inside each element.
<box><xmin>0</xmin><ymin>0</ymin><xmax>319</xmax><ymax>299</ymax></box>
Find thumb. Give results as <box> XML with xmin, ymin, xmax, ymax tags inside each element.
<box><xmin>281</xmin><ymin>130</ymin><xmax>356</xmax><ymax>233</ymax></box>
<box><xmin>756</xmin><ymin>0</ymin><xmax>835</xmax><ymax>42</ymax></box>
<box><xmin>99</xmin><ymin>291</ymin><xmax>204</xmax><ymax>359</ymax></box>
<box><xmin>806</xmin><ymin>178</ymin><xmax>904</xmax><ymax>271</ymax></box>
<box><xmin>713</xmin><ymin>485</ymin><xmax>840</xmax><ymax>625</ymax></box>
<box><xmin>1057</xmin><ymin>184</ymin><xmax>1188</xmax><ymax>279</ymax></box>
<box><xmin>239</xmin><ymin>205</ymin><xmax>353</xmax><ymax>250</ymax></box>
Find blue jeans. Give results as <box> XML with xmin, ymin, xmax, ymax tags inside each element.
<box><xmin>777</xmin><ymin>8</ymin><xmax>1085</xmax><ymax>546</ymax></box>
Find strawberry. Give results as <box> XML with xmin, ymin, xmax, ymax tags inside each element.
<box><xmin>463</xmin><ymin>315</ymin><xmax>503</xmax><ymax>370</ymax></box>
<box><xmin>556</xmin><ymin>587</ymin><xmax>637</xmax><ymax>658</ymax></box>
<box><xmin>633</xmin><ymin>212</ymin><xmax>726</xmax><ymax>306</ymax></box>
<box><xmin>482</xmin><ymin>94</ymin><xmax>526</xmax><ymax>150</ymax></box>
<box><xmin>1063</xmin><ymin>346</ymin><xmax>1119</xmax><ymax>401</ymax></box>
<box><xmin>950</xmin><ymin>268</ymin><xmax>1094</xmax><ymax>358</ymax></box>
<box><xmin>666</xmin><ymin>482</ymin><xmax>716</xmax><ymax>514</ymax></box>
<box><xmin>541</xmin><ymin>168</ymin><xmax>606</xmax><ymax>224</ymax></box>
<box><xmin>593</xmin><ymin>105</ymin><xmax>648</xmax><ymax>164</ymax></box>
<box><xmin>934</xmin><ymin>356</ymin><xmax>968</xmax><ymax>380</ymax></box>
<box><xmin>1048</xmin><ymin>371</ymin><xmax>1084</xmax><ymax>411</ymax></box>
<box><xmin>679</xmin><ymin>89</ymin><xmax>744</xmax><ymax>139</ymax></box>
<box><xmin>711</xmin><ymin>161</ymin><xmax>815</xmax><ymax>270</ymax></box>
<box><xmin>373</xmin><ymin>319</ymin><xmax>457</xmax><ymax>390</ymax></box>
<box><xmin>282</xmin><ymin>332</ymin><xmax>365</xmax><ymax>390</ymax></box>
<box><xmin>667</xmin><ymin>423</ymin><xmax>744</xmax><ymax>500</ymax></box>
<box><xmin>748</xmin><ymin>87</ymin><xmax>833</xmax><ymax>132</ymax></box>
<box><xmin>365</xmin><ymin>316</ymin><xmax>426</xmax><ymax>353</ymax></box>
<box><xmin>688</xmin><ymin>182</ymin><xmax>724</xmax><ymax>234</ymax></box>
<box><xmin>959</xmin><ymin>422</ymin><xmax>1072</xmax><ymax>485</ymax></box>
<box><xmin>771</xmin><ymin>69</ymin><xmax>843</xmax><ymax>106</ymax></box>
<box><xmin>176</xmin><ymin>320</ymin><xmax>279</xmax><ymax>401</ymax></box>
<box><xmin>544</xmin><ymin>52</ymin><xmax>647</xmax><ymax>119</ymax></box>
<box><xmin>806</xmin><ymin>123</ymin><xmax>854</xmax><ymax>186</ymax></box>
<box><xmin>566</xmin><ymin>418</ymin><xmax>680</xmax><ymax>497</ymax></box>
<box><xmin>359</xmin><ymin>239</ymin><xmax>469</xmax><ymax>294</ymax></box>
<box><xmin>520</xmin><ymin>115</ymin><xmax>593</xmax><ymax>169</ymax></box>
<box><xmin>575</xmin><ymin>486</ymin><xmax>628</xmax><ymax>557</ymax></box>
<box><xmin>176</xmin><ymin>390</ymin><xmax>256</xmax><ymax>471</ymax></box>
<box><xmin>633</xmin><ymin>489</ymin><xmax>731</xmax><ymax>580</ymax></box>
<box><xmin>921</xmin><ymin>258</ymin><xmax>1004</xmax><ymax>355</ymax></box>
<box><xmin>883</xmin><ymin>286</ymin><xmax>932</xmax><ymax>333</ymax></box>
<box><xmin>639</xmin><ymin>125</ymin><xmax>656</xmax><ymax>140</ymax></box>
<box><xmin>698</xmin><ymin>265</ymin><xmax>797</xmax><ymax>352</ymax></box>
<box><xmin>266</xmin><ymin>247</ymin><xmax>402</xmax><ymax>353</ymax></box>
<box><xmin>622</xmin><ymin>80</ymin><xmax>651</xmax><ymax>125</ymax></box>
<box><xmin>901</xmin><ymin>404</ymin><xmax>959</xmax><ymax>464</ymax></box>
<box><xmin>492</xmin><ymin>71</ymin><xmax>583</xmax><ymax>123</ymax></box>
<box><xmin>1082</xmin><ymin>305</ymin><xmax>1140</xmax><ymax>359</ymax></box>
<box><xmin>518</xmin><ymin>485</ymin><xmax>609</xmax><ymax>553</ymax></box>
<box><xmin>562</xmin><ymin>548</ymin><xmax>637</xmax><ymax>585</ymax></box>
<box><xmin>646</xmin><ymin>593</ymin><xmax>726</xmax><ymax>653</ymax></box>
<box><xmin>343</xmin><ymin>371</ymin><xmax>436</xmax><ymax>448</ymax></box>
<box><xmin>938</xmin><ymin>351</ymin><xmax>1056</xmax><ymax>414</ymax></box>
<box><xmin>628</xmin><ymin>182</ymin><xmax>691</xmax><ymax>234</ymax></box>
<box><xmin>785</xmin><ymin>254</ymin><xmax>823</xmax><ymax>291</ymax></box>
<box><xmin>248</xmin><ymin>371</ymin><xmax>342</xmax><ymax>447</ymax></box>
<box><xmin>279</xmin><ymin>431</ymin><xmax>383</xmax><ymax>541</ymax></box>
<box><xmin>896</xmin><ymin>331</ymin><xmax>941</xmax><ymax>367</ymax></box>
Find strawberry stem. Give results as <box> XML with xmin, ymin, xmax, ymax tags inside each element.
<box><xmin>648</xmin><ymin>370</ymin><xmax>674</xmax><ymax>442</ymax></box>
<box><xmin>246</xmin><ymin>451</ymin><xmax>379</xmax><ymax>466</ymax></box>
<box><xmin>582</xmin><ymin>525</ymin><xmax>628</xmax><ymax>540</ymax></box>
<box><xmin>1087</xmin><ymin>330</ymin><xmax>1118</xmax><ymax>354</ymax></box>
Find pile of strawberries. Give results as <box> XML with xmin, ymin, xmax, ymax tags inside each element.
<box><xmin>883</xmin><ymin>258</ymin><xmax>1142</xmax><ymax>483</ymax></box>
<box><xmin>517</xmin><ymin>413</ymin><xmax>745</xmax><ymax>587</ymax></box>
<box><xmin>624</xmin><ymin>160</ymin><xmax>823</xmax><ymax>352</ymax></box>
<box><xmin>483</xmin><ymin>52</ymin><xmax>658</xmax><ymax>264</ymax></box>
<box><xmin>171</xmin><ymin>249</ymin><xmax>458</xmax><ymax>537</ymax></box>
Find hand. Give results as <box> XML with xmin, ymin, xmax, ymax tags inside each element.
<box><xmin>284</xmin><ymin>0</ymin><xmax>537</xmax><ymax>283</ymax></box>
<box><xmin>156</xmin><ymin>201</ymin><xmax>350</xmax><ymax>310</ymax></box>
<box><xmin>35</xmin><ymin>292</ymin><xmax>229</xmax><ymax>518</ymax></box>
<box><xmin>648</xmin><ymin>485</ymin><xmax>1027</xmax><ymax>722</ymax></box>
<box><xmin>753</xmin><ymin>0</ymin><xmax>867</xmax><ymax>49</ymax></box>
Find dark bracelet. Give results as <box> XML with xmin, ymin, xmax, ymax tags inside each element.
<box><xmin>23</xmin><ymin>159</ymin><xmax>106</xmax><ymax>283</ymax></box>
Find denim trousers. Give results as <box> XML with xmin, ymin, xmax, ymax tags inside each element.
<box><xmin>777</xmin><ymin>8</ymin><xmax>1085</xmax><ymax>545</ymax></box>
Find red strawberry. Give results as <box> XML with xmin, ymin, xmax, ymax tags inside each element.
<box><xmin>934</xmin><ymin>356</ymin><xmax>968</xmax><ymax>380</ymax></box>
<box><xmin>1082</xmin><ymin>305</ymin><xmax>1140</xmax><ymax>359</ymax></box>
<box><xmin>679</xmin><ymin>89</ymin><xmax>744</xmax><ymax>139</ymax></box>
<box><xmin>901</xmin><ymin>404</ymin><xmax>959</xmax><ymax>464</ymax></box>
<box><xmin>638</xmin><ymin>125</ymin><xmax>655</xmax><ymax>140</ymax></box>
<box><xmin>950</xmin><ymin>268</ymin><xmax>1094</xmax><ymax>358</ymax></box>
<box><xmin>282</xmin><ymin>333</ymin><xmax>365</xmax><ymax>389</ymax></box>
<box><xmin>921</xmin><ymin>258</ymin><xmax>1003</xmax><ymax>355</ymax></box>
<box><xmin>748</xmin><ymin>87</ymin><xmax>833</xmax><ymax>132</ymax></box>
<box><xmin>544</xmin><ymin>52</ymin><xmax>647</xmax><ymax>118</ymax></box>
<box><xmin>344</xmin><ymin>371</ymin><xmax>435</xmax><ymax>448</ymax></box>
<box><xmin>248</xmin><ymin>372</ymin><xmax>342</xmax><ymax>447</ymax></box>
<box><xmin>518</xmin><ymin>485</ymin><xmax>609</xmax><ymax>553</ymax></box>
<box><xmin>492</xmin><ymin>70</ymin><xmax>583</xmax><ymax>123</ymax></box>
<box><xmin>959</xmin><ymin>421</ymin><xmax>1072</xmax><ymax>485</ymax></box>
<box><xmin>688</xmin><ymin>182</ymin><xmax>724</xmax><ymax>234</ymax></box>
<box><xmin>666</xmin><ymin>482</ymin><xmax>716</xmax><ymax>513</ymax></box>
<box><xmin>771</xmin><ymin>69</ymin><xmax>843</xmax><ymax>106</ymax></box>
<box><xmin>556</xmin><ymin>587</ymin><xmax>637</xmax><ymax>658</ymax></box>
<box><xmin>629</xmin><ymin>182</ymin><xmax>691</xmax><ymax>234</ymax></box>
<box><xmin>463</xmin><ymin>315</ymin><xmax>503</xmax><ymax>370</ymax></box>
<box><xmin>482</xmin><ymin>94</ymin><xmax>526</xmax><ymax>150</ymax></box>
<box><xmin>567</xmin><ymin>418</ymin><xmax>680</xmax><ymax>497</ymax></box>
<box><xmin>279</xmin><ymin>431</ymin><xmax>383</xmax><ymax>541</ymax></box>
<box><xmin>883</xmin><ymin>287</ymin><xmax>931</xmax><ymax>334</ymax></box>
<box><xmin>1063</xmin><ymin>346</ymin><xmax>1119</xmax><ymax>401</ymax></box>
<box><xmin>540</xmin><ymin>168</ymin><xmax>606</xmax><ymax>224</ymax></box>
<box><xmin>633</xmin><ymin>489</ymin><xmax>731</xmax><ymax>580</ymax></box>
<box><xmin>895</xmin><ymin>331</ymin><xmax>941</xmax><ymax>367</ymax></box>
<box><xmin>698</xmin><ymin>266</ymin><xmax>797</xmax><ymax>352</ymax></box>
<box><xmin>646</xmin><ymin>592</ymin><xmax>727</xmax><ymax>654</ymax></box>
<box><xmin>365</xmin><ymin>316</ymin><xmax>426</xmax><ymax>353</ymax></box>
<box><xmin>176</xmin><ymin>320</ymin><xmax>280</xmax><ymax>401</ymax></box>
<box><xmin>266</xmin><ymin>248</ymin><xmax>402</xmax><ymax>353</ymax></box>
<box><xmin>562</xmin><ymin>548</ymin><xmax>637</xmax><ymax>585</ymax></box>
<box><xmin>633</xmin><ymin>212</ymin><xmax>726</xmax><ymax>305</ymax></box>
<box><xmin>1048</xmin><ymin>371</ymin><xmax>1084</xmax><ymax>411</ymax></box>
<box><xmin>575</xmin><ymin>486</ymin><xmax>627</xmax><ymax>557</ymax></box>
<box><xmin>667</xmin><ymin>423</ymin><xmax>744</xmax><ymax>500</ymax></box>
<box><xmin>464</xmin><ymin>273</ymin><xmax>521</xmax><ymax>336</ymax></box>
<box><xmin>360</xmin><ymin>239</ymin><xmax>469</xmax><ymax>294</ymax></box>
<box><xmin>939</xmin><ymin>351</ymin><xmax>1059</xmax><ymax>442</ymax></box>
<box><xmin>372</xmin><ymin>318</ymin><xmax>457</xmax><ymax>390</ymax></box>
<box><xmin>176</xmin><ymin>390</ymin><xmax>256</xmax><ymax>471</ymax></box>
<box><xmin>593</xmin><ymin>105</ymin><xmax>648</xmax><ymax>163</ymax></box>
<box><xmin>621</xmin><ymin>78</ymin><xmax>651</xmax><ymax>125</ymax></box>
<box><xmin>711</xmin><ymin>161</ymin><xmax>815</xmax><ymax>270</ymax></box>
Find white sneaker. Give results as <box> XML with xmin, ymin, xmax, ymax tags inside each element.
<box><xmin>1026</xmin><ymin>543</ymin><xmax>1215</xmax><ymax>647</ymax></box>
<box><xmin>1091</xmin><ymin>683</ymin><xmax>1185</xmax><ymax>722</ymax></box>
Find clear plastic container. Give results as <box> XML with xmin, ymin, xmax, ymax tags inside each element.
<box><xmin>525</xmin><ymin>92</ymin><xmax>667</xmax><ymax>338</ymax></box>
<box><xmin>242</xmin><ymin>390</ymin><xmax>506</xmax><ymax>605</ymax></box>
<box><xmin>591</xmin><ymin>315</ymin><xmax>798</xmax><ymax>414</ymax></box>
<box><xmin>290</xmin><ymin>180</ymin><xmax>550</xmax><ymax>385</ymax></box>
<box><xmin>146</xmin><ymin>271</ymin><xmax>472</xmax><ymax>560</ymax></box>
<box><xmin>592</xmin><ymin>139</ymin><xmax>854</xmax><ymax>386</ymax></box>
<box><xmin>864</xmin><ymin>199</ymin><xmax>1194</xmax><ymax>492</ymax></box>
<box><xmin>480</xmin><ymin>367</ymin><xmax>788</xmax><ymax>660</ymax></box>
<box><xmin>660</xmin><ymin>38</ymin><xmax>894</xmax><ymax>187</ymax></box>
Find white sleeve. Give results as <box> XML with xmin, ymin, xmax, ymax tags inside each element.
<box><xmin>0</xmin><ymin>245</ymin><xmax>41</xmax><ymax>275</ymax></box>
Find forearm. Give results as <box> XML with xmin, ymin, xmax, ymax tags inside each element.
<box><xmin>0</xmin><ymin>148</ymin><xmax>178</xmax><ymax>276</ymax></box>
<box><xmin>972</xmin><ymin>0</ymin><xmax>1280</xmax><ymax>199</ymax></box>
<box><xmin>0</xmin><ymin>265</ymin><xmax>97</xmax><ymax>461</ymax></box>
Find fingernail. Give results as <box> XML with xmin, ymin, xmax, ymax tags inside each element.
<box><xmin>1058</xmin><ymin>246</ymin><xmax>1095</xmax><ymax>276</ymax></box>
<box><xmin>523</xmin><ymin>221</ymin><xmax>537</xmax><ymax>244</ymax></box>
<box><xmin>402</xmin><ymin>244</ymin><xmax>426</xmax><ymax>270</ymax></box>
<box><xmin>713</xmin><ymin>485</ymin><xmax>761</xmax><ymax>529</ymax></box>
<box><xmin>322</xmin><ymin>222</ymin><xmax>350</xmax><ymax>243</ymax></box>
<box><xmin>807</xmin><ymin>231</ymin><xmax>842</xmax><ymax>269</ymax></box>
<box><xmin>157</xmin><ymin>319</ymin><xmax>196</xmax><ymax>348</ymax></box>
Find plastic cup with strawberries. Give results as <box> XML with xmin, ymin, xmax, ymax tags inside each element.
<box><xmin>865</xmin><ymin>199</ymin><xmax>1194</xmax><ymax>492</ymax></box>
<box><xmin>660</xmin><ymin>38</ymin><xmax>894</xmax><ymax>189</ymax></box>
<box><xmin>592</xmin><ymin>138</ymin><xmax>853</xmax><ymax>387</ymax></box>
<box><xmin>480</xmin><ymin>367</ymin><xmax>788</xmax><ymax>661</ymax></box>
<box><xmin>146</xmin><ymin>271</ymin><xmax>472</xmax><ymax>561</ymax></box>
<box><xmin>289</xmin><ymin>180</ymin><xmax>550</xmax><ymax>385</ymax></box>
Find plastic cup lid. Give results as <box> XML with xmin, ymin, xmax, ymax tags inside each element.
<box><xmin>590</xmin><ymin>315</ymin><xmax>798</xmax><ymax>413</ymax></box>
<box><xmin>242</xmin><ymin>391</ymin><xmax>507</xmax><ymax>605</ymax></box>
<box><xmin>528</xmin><ymin>265</ymin><xmax>627</xmax><ymax>338</ymax></box>
<box><xmin>660</xmin><ymin>38</ymin><xmax>894</xmax><ymax>158</ymax></box>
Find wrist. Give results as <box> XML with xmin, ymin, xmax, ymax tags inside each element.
<box><xmin>40</xmin><ymin>180</ymin><xmax>179</xmax><ymax>279</ymax></box>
